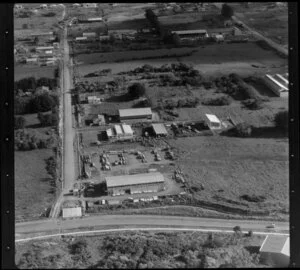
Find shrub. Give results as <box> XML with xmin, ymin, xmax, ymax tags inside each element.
<box><xmin>128</xmin><ymin>83</ymin><xmax>146</xmax><ymax>99</ymax></box>
<box><xmin>240</xmin><ymin>194</ymin><xmax>266</xmax><ymax>203</ymax></box>
<box><xmin>221</xmin><ymin>4</ymin><xmax>234</xmax><ymax>18</ymax></box>
<box><xmin>15</xmin><ymin>116</ymin><xmax>26</xmax><ymax>129</ymax></box>
<box><xmin>45</xmin><ymin>156</ymin><xmax>57</xmax><ymax>179</ymax></box>
<box><xmin>38</xmin><ymin>111</ymin><xmax>59</xmax><ymax>127</ymax></box>
<box><xmin>233</xmin><ymin>226</ymin><xmax>242</xmax><ymax>233</ymax></box>
<box><xmin>241</xmin><ymin>98</ymin><xmax>262</xmax><ymax>110</ymax></box>
<box><xmin>29</xmin><ymin>93</ymin><xmax>58</xmax><ymax>113</ymax></box>
<box><xmin>274</xmin><ymin>110</ymin><xmax>288</xmax><ymax>130</ymax></box>
<box><xmin>202</xmin><ymin>95</ymin><xmax>231</xmax><ymax>106</ymax></box>
<box><xmin>43</xmin><ymin>12</ymin><xmax>56</xmax><ymax>17</ymax></box>
<box><xmin>233</xmin><ymin>123</ymin><xmax>252</xmax><ymax>137</ymax></box>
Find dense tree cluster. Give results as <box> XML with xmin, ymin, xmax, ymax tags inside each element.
<box><xmin>14</xmin><ymin>129</ymin><xmax>57</xmax><ymax>151</ymax></box>
<box><xmin>14</xmin><ymin>77</ymin><xmax>58</xmax><ymax>93</ymax></box>
<box><xmin>14</xmin><ymin>116</ymin><xmax>26</xmax><ymax>129</ymax></box>
<box><xmin>127</xmin><ymin>83</ymin><xmax>146</xmax><ymax>99</ymax></box>
<box><xmin>202</xmin><ymin>95</ymin><xmax>231</xmax><ymax>106</ymax></box>
<box><xmin>38</xmin><ymin>109</ymin><xmax>59</xmax><ymax>127</ymax></box>
<box><xmin>274</xmin><ymin>110</ymin><xmax>288</xmax><ymax>130</ymax></box>
<box><xmin>221</xmin><ymin>4</ymin><xmax>234</xmax><ymax>18</ymax></box>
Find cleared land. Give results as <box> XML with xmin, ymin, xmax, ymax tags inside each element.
<box><xmin>76</xmin><ymin>42</ymin><xmax>287</xmax><ymax>77</ymax></box>
<box><xmin>168</xmin><ymin>136</ymin><xmax>289</xmax><ymax>218</ymax></box>
<box><xmin>15</xmin><ymin>149</ymin><xmax>56</xmax><ymax>221</ymax></box>
<box><xmin>15</xmin><ymin>65</ymin><xmax>57</xmax><ymax>80</ymax></box>
<box><xmin>16</xmin><ymin>231</ymin><xmax>266</xmax><ymax>268</ymax></box>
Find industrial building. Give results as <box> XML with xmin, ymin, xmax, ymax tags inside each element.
<box><xmin>152</xmin><ymin>123</ymin><xmax>168</xmax><ymax>136</ymax></box>
<box><xmin>106</xmin><ymin>172</ymin><xmax>165</xmax><ymax>196</ymax></box>
<box><xmin>171</xmin><ymin>30</ymin><xmax>209</xmax><ymax>40</ymax></box>
<box><xmin>62</xmin><ymin>207</ymin><xmax>82</xmax><ymax>218</ymax></box>
<box><xmin>259</xmin><ymin>235</ymin><xmax>290</xmax><ymax>267</ymax></box>
<box><xmin>262</xmin><ymin>74</ymin><xmax>289</xmax><ymax>97</ymax></box>
<box><xmin>83</xmin><ymin>32</ymin><xmax>97</xmax><ymax>37</ymax></box>
<box><xmin>119</xmin><ymin>108</ymin><xmax>152</xmax><ymax>122</ymax></box>
<box><xmin>106</xmin><ymin>124</ymin><xmax>134</xmax><ymax>140</ymax></box>
<box><xmin>205</xmin><ymin>114</ymin><xmax>222</xmax><ymax>130</ymax></box>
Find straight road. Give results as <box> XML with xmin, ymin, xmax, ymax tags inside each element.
<box><xmin>15</xmin><ymin>215</ymin><xmax>289</xmax><ymax>238</ymax></box>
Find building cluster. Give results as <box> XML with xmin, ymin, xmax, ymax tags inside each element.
<box><xmin>106</xmin><ymin>124</ymin><xmax>134</xmax><ymax>141</ymax></box>
<box><xmin>15</xmin><ymin>31</ymin><xmax>59</xmax><ymax>66</ymax></box>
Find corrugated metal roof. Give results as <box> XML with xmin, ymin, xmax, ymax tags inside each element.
<box><xmin>122</xmin><ymin>124</ymin><xmax>133</xmax><ymax>135</ymax></box>
<box><xmin>205</xmin><ymin>114</ymin><xmax>221</xmax><ymax>123</ymax></box>
<box><xmin>106</xmin><ymin>172</ymin><xmax>164</xmax><ymax>188</ymax></box>
<box><xmin>115</xmin><ymin>125</ymin><xmax>123</xmax><ymax>135</ymax></box>
<box><xmin>260</xmin><ymin>235</ymin><xmax>289</xmax><ymax>254</ymax></box>
<box><xmin>62</xmin><ymin>207</ymin><xmax>82</xmax><ymax>218</ymax></box>
<box><xmin>265</xmin><ymin>74</ymin><xmax>288</xmax><ymax>91</ymax></box>
<box><xmin>119</xmin><ymin>108</ymin><xmax>152</xmax><ymax>118</ymax></box>
<box><xmin>152</xmin><ymin>123</ymin><xmax>168</xmax><ymax>135</ymax></box>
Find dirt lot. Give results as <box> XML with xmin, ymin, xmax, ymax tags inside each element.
<box><xmin>15</xmin><ymin>149</ymin><xmax>56</xmax><ymax>221</ymax></box>
<box><xmin>230</xmin><ymin>3</ymin><xmax>288</xmax><ymax>47</ymax></box>
<box><xmin>168</xmin><ymin>135</ymin><xmax>288</xmax><ymax>219</ymax></box>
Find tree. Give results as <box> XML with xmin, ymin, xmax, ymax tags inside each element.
<box><xmin>163</xmin><ymin>33</ymin><xmax>180</xmax><ymax>46</ymax></box>
<box><xmin>274</xmin><ymin>110</ymin><xmax>288</xmax><ymax>130</ymax></box>
<box><xmin>234</xmin><ymin>123</ymin><xmax>252</xmax><ymax>137</ymax></box>
<box><xmin>14</xmin><ymin>116</ymin><xmax>26</xmax><ymax>129</ymax></box>
<box><xmin>221</xmin><ymin>4</ymin><xmax>234</xmax><ymax>18</ymax></box>
<box><xmin>22</xmin><ymin>23</ymin><xmax>28</xmax><ymax>29</ymax></box>
<box><xmin>127</xmin><ymin>83</ymin><xmax>146</xmax><ymax>99</ymax></box>
<box><xmin>233</xmin><ymin>225</ymin><xmax>242</xmax><ymax>233</ymax></box>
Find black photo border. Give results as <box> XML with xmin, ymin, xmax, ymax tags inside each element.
<box><xmin>1</xmin><ymin>1</ymin><xmax>299</xmax><ymax>269</ymax></box>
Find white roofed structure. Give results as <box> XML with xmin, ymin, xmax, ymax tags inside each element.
<box><xmin>62</xmin><ymin>207</ymin><xmax>82</xmax><ymax>218</ymax></box>
<box><xmin>205</xmin><ymin>114</ymin><xmax>222</xmax><ymax>130</ymax></box>
<box><xmin>122</xmin><ymin>124</ymin><xmax>134</xmax><ymax>135</ymax></box>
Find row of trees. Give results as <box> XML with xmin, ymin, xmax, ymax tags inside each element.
<box><xmin>15</xmin><ymin>76</ymin><xmax>58</xmax><ymax>93</ymax></box>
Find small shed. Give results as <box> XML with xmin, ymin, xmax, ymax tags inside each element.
<box><xmin>259</xmin><ymin>235</ymin><xmax>290</xmax><ymax>267</ymax></box>
<box><xmin>205</xmin><ymin>114</ymin><xmax>222</xmax><ymax>130</ymax></box>
<box><xmin>62</xmin><ymin>207</ymin><xmax>82</xmax><ymax>218</ymax></box>
<box><xmin>214</xmin><ymin>34</ymin><xmax>224</xmax><ymax>42</ymax></box>
<box><xmin>152</xmin><ymin>123</ymin><xmax>168</xmax><ymax>136</ymax></box>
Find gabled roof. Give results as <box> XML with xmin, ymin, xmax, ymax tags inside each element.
<box><xmin>119</xmin><ymin>108</ymin><xmax>152</xmax><ymax>118</ymax></box>
<box><xmin>106</xmin><ymin>172</ymin><xmax>164</xmax><ymax>188</ymax></box>
<box><xmin>205</xmin><ymin>114</ymin><xmax>221</xmax><ymax>123</ymax></box>
<box><xmin>152</xmin><ymin>123</ymin><xmax>168</xmax><ymax>135</ymax></box>
<box><xmin>260</xmin><ymin>235</ymin><xmax>290</xmax><ymax>255</ymax></box>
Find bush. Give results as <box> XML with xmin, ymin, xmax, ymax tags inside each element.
<box><xmin>233</xmin><ymin>123</ymin><xmax>252</xmax><ymax>137</ymax></box>
<box><xmin>221</xmin><ymin>4</ymin><xmax>234</xmax><ymax>18</ymax></box>
<box><xmin>38</xmin><ymin>111</ymin><xmax>59</xmax><ymax>127</ymax></box>
<box><xmin>240</xmin><ymin>194</ymin><xmax>266</xmax><ymax>203</ymax></box>
<box><xmin>233</xmin><ymin>226</ymin><xmax>242</xmax><ymax>233</ymax></box>
<box><xmin>29</xmin><ymin>93</ymin><xmax>58</xmax><ymax>113</ymax></box>
<box><xmin>202</xmin><ymin>95</ymin><xmax>231</xmax><ymax>106</ymax></box>
<box><xmin>15</xmin><ymin>116</ymin><xmax>26</xmax><ymax>129</ymax></box>
<box><xmin>241</xmin><ymin>98</ymin><xmax>262</xmax><ymax>110</ymax></box>
<box><xmin>274</xmin><ymin>110</ymin><xmax>288</xmax><ymax>130</ymax></box>
<box><xmin>43</xmin><ymin>12</ymin><xmax>56</xmax><ymax>17</ymax></box>
<box><xmin>128</xmin><ymin>83</ymin><xmax>146</xmax><ymax>99</ymax></box>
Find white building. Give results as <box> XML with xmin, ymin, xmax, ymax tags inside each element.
<box><xmin>106</xmin><ymin>124</ymin><xmax>134</xmax><ymax>140</ymax></box>
<box><xmin>75</xmin><ymin>36</ymin><xmax>88</xmax><ymax>41</ymax></box>
<box><xmin>62</xmin><ymin>207</ymin><xmax>82</xmax><ymax>218</ymax></box>
<box><xmin>83</xmin><ymin>3</ymin><xmax>97</xmax><ymax>8</ymax></box>
<box><xmin>205</xmin><ymin>114</ymin><xmax>222</xmax><ymax>130</ymax></box>
<box><xmin>82</xmin><ymin>32</ymin><xmax>96</xmax><ymax>37</ymax></box>
<box><xmin>259</xmin><ymin>235</ymin><xmax>290</xmax><ymax>267</ymax></box>
<box><xmin>87</xmin><ymin>96</ymin><xmax>101</xmax><ymax>104</ymax></box>
<box><xmin>263</xmin><ymin>74</ymin><xmax>289</xmax><ymax>97</ymax></box>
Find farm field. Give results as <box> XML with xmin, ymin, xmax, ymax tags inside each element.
<box><xmin>168</xmin><ymin>135</ymin><xmax>289</xmax><ymax>219</ymax></box>
<box><xmin>16</xmin><ymin>230</ymin><xmax>266</xmax><ymax>269</ymax></box>
<box><xmin>15</xmin><ymin>149</ymin><xmax>56</xmax><ymax>221</ymax></box>
<box><xmin>15</xmin><ymin>64</ymin><xmax>57</xmax><ymax>80</ymax></box>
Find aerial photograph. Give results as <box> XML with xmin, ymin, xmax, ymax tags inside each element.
<box><xmin>14</xmin><ymin>2</ymin><xmax>289</xmax><ymax>268</ymax></box>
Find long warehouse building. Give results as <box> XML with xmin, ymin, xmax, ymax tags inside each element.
<box><xmin>119</xmin><ymin>107</ymin><xmax>152</xmax><ymax>122</ymax></box>
<box><xmin>106</xmin><ymin>172</ymin><xmax>165</xmax><ymax>196</ymax></box>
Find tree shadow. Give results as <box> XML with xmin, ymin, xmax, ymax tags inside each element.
<box><xmin>251</xmin><ymin>126</ymin><xmax>288</xmax><ymax>139</ymax></box>
<box><xmin>105</xmin><ymin>93</ymin><xmax>132</xmax><ymax>102</ymax></box>
<box><xmin>245</xmin><ymin>245</ymin><xmax>260</xmax><ymax>255</ymax></box>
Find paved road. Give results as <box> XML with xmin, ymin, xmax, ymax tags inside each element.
<box><xmin>62</xmin><ymin>27</ymin><xmax>76</xmax><ymax>192</ymax></box>
<box><xmin>15</xmin><ymin>215</ymin><xmax>289</xmax><ymax>239</ymax></box>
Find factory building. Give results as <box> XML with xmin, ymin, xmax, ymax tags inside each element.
<box><xmin>171</xmin><ymin>30</ymin><xmax>209</xmax><ymax>40</ymax></box>
<box><xmin>106</xmin><ymin>124</ymin><xmax>134</xmax><ymax>140</ymax></box>
<box><xmin>259</xmin><ymin>235</ymin><xmax>289</xmax><ymax>267</ymax></box>
<box><xmin>119</xmin><ymin>108</ymin><xmax>152</xmax><ymax>122</ymax></box>
<box><xmin>262</xmin><ymin>74</ymin><xmax>289</xmax><ymax>97</ymax></box>
<box><xmin>106</xmin><ymin>172</ymin><xmax>165</xmax><ymax>196</ymax></box>
<box><xmin>152</xmin><ymin>123</ymin><xmax>168</xmax><ymax>137</ymax></box>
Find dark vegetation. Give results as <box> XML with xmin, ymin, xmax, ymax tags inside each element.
<box><xmin>202</xmin><ymin>95</ymin><xmax>231</xmax><ymax>106</ymax></box>
<box><xmin>14</xmin><ymin>128</ymin><xmax>57</xmax><ymax>151</ymax></box>
<box><xmin>15</xmin><ymin>116</ymin><xmax>26</xmax><ymax>130</ymax></box>
<box><xmin>17</xmin><ymin>232</ymin><xmax>263</xmax><ymax>268</ymax></box>
<box><xmin>15</xmin><ymin>77</ymin><xmax>58</xmax><ymax>93</ymax></box>
<box><xmin>38</xmin><ymin>109</ymin><xmax>59</xmax><ymax>127</ymax></box>
<box><xmin>221</xmin><ymin>4</ymin><xmax>234</xmax><ymax>18</ymax></box>
<box><xmin>42</xmin><ymin>12</ymin><xmax>56</xmax><ymax>17</ymax></box>
<box><xmin>274</xmin><ymin>110</ymin><xmax>288</xmax><ymax>130</ymax></box>
<box><xmin>127</xmin><ymin>83</ymin><xmax>146</xmax><ymax>99</ymax></box>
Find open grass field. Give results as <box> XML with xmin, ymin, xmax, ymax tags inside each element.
<box><xmin>15</xmin><ymin>64</ymin><xmax>57</xmax><ymax>80</ymax></box>
<box><xmin>14</xmin><ymin>8</ymin><xmax>63</xmax><ymax>31</ymax></box>
<box><xmin>76</xmin><ymin>42</ymin><xmax>287</xmax><ymax>77</ymax></box>
<box><xmin>168</xmin><ymin>135</ymin><xmax>288</xmax><ymax>219</ymax></box>
<box><xmin>15</xmin><ymin>149</ymin><xmax>56</xmax><ymax>221</ymax></box>
<box><xmin>16</xmin><ymin>230</ymin><xmax>266</xmax><ymax>269</ymax></box>
<box><xmin>230</xmin><ymin>3</ymin><xmax>288</xmax><ymax>47</ymax></box>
